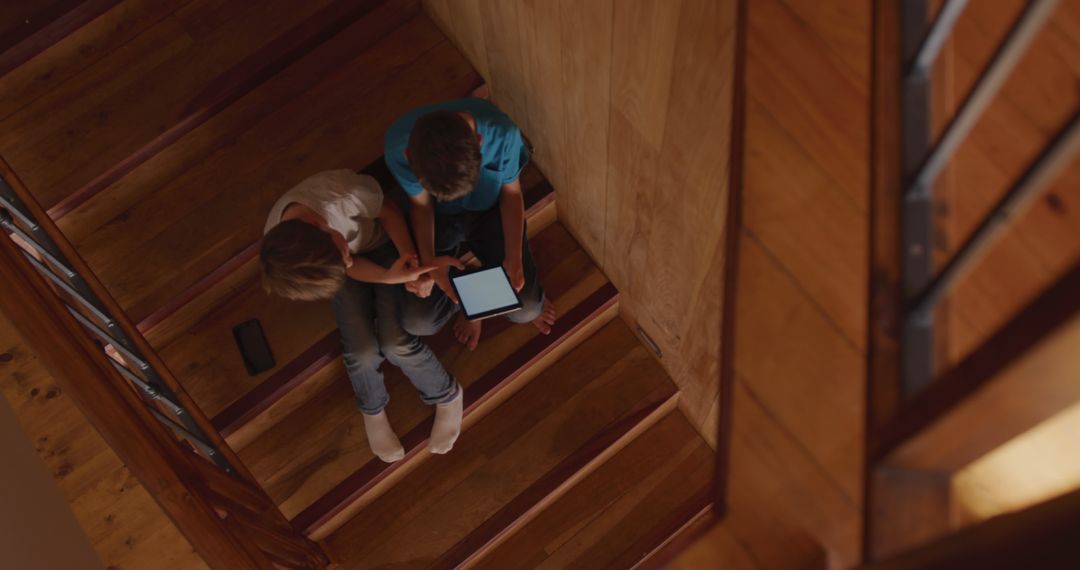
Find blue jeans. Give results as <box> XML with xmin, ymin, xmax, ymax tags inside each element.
<box><xmin>399</xmin><ymin>206</ymin><xmax>544</xmax><ymax>337</ymax></box>
<box><xmin>331</xmin><ymin>243</ymin><xmax>457</xmax><ymax>415</ymax></box>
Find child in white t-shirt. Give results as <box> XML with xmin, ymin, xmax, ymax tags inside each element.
<box><xmin>261</xmin><ymin>170</ymin><xmax>465</xmax><ymax>461</ymax></box>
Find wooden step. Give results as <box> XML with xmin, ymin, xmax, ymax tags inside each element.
<box><xmin>61</xmin><ymin>7</ymin><xmax>480</xmax><ymax>323</ymax></box>
<box><xmin>148</xmin><ymin>167</ymin><xmax>553</xmax><ymax>447</ymax></box>
<box><xmin>323</xmin><ymin>319</ymin><xmax>679</xmax><ymax>566</ymax></box>
<box><xmin>235</xmin><ymin>220</ymin><xmax>613</xmax><ymax>529</ymax></box>
<box><xmin>463</xmin><ymin>410</ymin><xmax>714</xmax><ymax>570</ymax></box>
<box><xmin>2</xmin><ymin>0</ymin><xmax>390</xmax><ymax>212</ymax></box>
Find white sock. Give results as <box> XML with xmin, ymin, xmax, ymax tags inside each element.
<box><xmin>428</xmin><ymin>388</ymin><xmax>463</xmax><ymax>454</ymax></box>
<box><xmin>362</xmin><ymin>410</ymin><xmax>404</xmax><ymax>463</ymax></box>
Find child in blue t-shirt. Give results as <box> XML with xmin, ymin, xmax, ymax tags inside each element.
<box><xmin>384</xmin><ymin>99</ymin><xmax>557</xmax><ymax>350</ymax></box>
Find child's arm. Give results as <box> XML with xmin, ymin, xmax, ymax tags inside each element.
<box><xmin>408</xmin><ymin>191</ymin><xmax>463</xmax><ymax>302</ymax></box>
<box><xmin>377</xmin><ymin>198</ymin><xmax>417</xmax><ymax>259</ymax></box>
<box><xmin>345</xmin><ymin>253</ymin><xmax>436</xmax><ymax>285</ymax></box>
<box><xmin>499</xmin><ymin>179</ymin><xmax>526</xmax><ymax>291</ymax></box>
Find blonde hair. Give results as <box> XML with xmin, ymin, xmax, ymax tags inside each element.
<box><xmin>260</xmin><ymin>220</ymin><xmax>345</xmax><ymax>301</ymax></box>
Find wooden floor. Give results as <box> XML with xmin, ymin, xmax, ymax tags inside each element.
<box><xmin>0</xmin><ymin>1</ymin><xmax>716</xmax><ymax>567</ymax></box>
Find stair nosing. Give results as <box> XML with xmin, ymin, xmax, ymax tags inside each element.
<box><xmin>203</xmin><ymin>183</ymin><xmax>557</xmax><ymax>442</ymax></box>
<box><xmin>293</xmin><ymin>282</ymin><xmax>620</xmax><ymax>538</ymax></box>
<box><xmin>46</xmin><ymin>0</ymin><xmax>399</xmax><ymax>219</ymax></box>
<box><xmin>440</xmin><ymin>392</ymin><xmax>682</xmax><ymax>570</ymax></box>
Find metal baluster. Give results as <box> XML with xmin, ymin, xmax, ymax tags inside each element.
<box><xmin>2</xmin><ymin>182</ymin><xmax>235</xmax><ymax>473</ymax></box>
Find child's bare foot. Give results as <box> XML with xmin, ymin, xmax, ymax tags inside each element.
<box><xmin>453</xmin><ymin>312</ymin><xmax>482</xmax><ymax>351</ymax></box>
<box><xmin>532</xmin><ymin>299</ymin><xmax>557</xmax><ymax>335</ymax></box>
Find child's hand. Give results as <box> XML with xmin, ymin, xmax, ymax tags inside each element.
<box><xmin>432</xmin><ymin>255</ymin><xmax>465</xmax><ymax>304</ymax></box>
<box><xmin>405</xmin><ymin>274</ymin><xmax>435</xmax><ymax>298</ymax></box>
<box><xmin>385</xmin><ymin>255</ymin><xmax>437</xmax><ymax>284</ymax></box>
<box><xmin>503</xmin><ymin>254</ymin><xmax>525</xmax><ymax>292</ymax></box>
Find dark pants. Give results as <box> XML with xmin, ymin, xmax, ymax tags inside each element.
<box><xmin>400</xmin><ymin>207</ymin><xmax>544</xmax><ymax>336</ymax></box>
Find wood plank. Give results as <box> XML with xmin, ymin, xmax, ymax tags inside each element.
<box><xmin>2</xmin><ymin>0</ymin><xmax>348</xmax><ymax>210</ymax></box>
<box><xmin>475</xmin><ymin>0</ymin><xmax>530</xmax><ymax>134</ymax></box>
<box><xmin>291</xmin><ymin>278</ymin><xmax>616</xmax><ymax>534</ymax></box>
<box><xmin>939</xmin><ymin>0</ymin><xmax>1080</xmax><ymax>366</ymax></box>
<box><xmin>745</xmin><ymin>0</ymin><xmax>869</xmax><ymax>212</ymax></box>
<box><xmin>734</xmin><ymin>233</ymin><xmax>864</xmax><ymax>503</ymax></box>
<box><xmin>866</xmin><ymin>467</ymin><xmax>951</xmax><ymax>561</ymax></box>
<box><xmin>631</xmin><ymin>0</ymin><xmax>735</xmax><ymax>439</ymax></box>
<box><xmin>516</xmin><ymin>0</ymin><xmax>567</xmax><ymax>195</ymax></box>
<box><xmin>722</xmin><ymin>379</ymin><xmax>857</xmax><ymax>569</ymax></box>
<box><xmin>437</xmin><ymin>395</ymin><xmax>680</xmax><ymax>568</ymax></box>
<box><xmin>0</xmin><ymin>0</ymin><xmax>119</xmax><ymax>78</ymax></box>
<box><xmin>56</xmin><ymin>0</ymin><xmax>421</xmax><ymax>246</ymax></box>
<box><xmin>0</xmin><ymin>319</ymin><xmax>207</xmax><ymax>569</ymax></box>
<box><xmin>603</xmin><ymin>0</ymin><xmax>681</xmax><ymax>294</ymax></box>
<box><xmin>71</xmin><ymin>15</ymin><xmax>479</xmax><ymax>324</ymax></box>
<box><xmin>50</xmin><ymin>0</ymin><xmax>396</xmax><ymax>219</ymax></box>
<box><xmin>324</xmin><ymin>319</ymin><xmax>677</xmax><ymax>567</ymax></box>
<box><xmin>471</xmin><ymin>410</ymin><xmax>713</xmax><ymax>570</ymax></box>
<box><xmin>879</xmin><ymin>261</ymin><xmax>1080</xmax><ymax>473</ymax></box>
<box><xmin>155</xmin><ymin>181</ymin><xmax>555</xmax><ymax>440</ymax></box>
<box><xmin>235</xmin><ymin>223</ymin><xmax>609</xmax><ymax>521</ymax></box>
<box><xmin>863</xmin><ymin>487</ymin><xmax>1080</xmax><ymax>570</ymax></box>
<box><xmin>0</xmin><ymin>197</ymin><xmax>295</xmax><ymax>568</ymax></box>
<box><xmin>0</xmin><ymin>0</ymin><xmax>185</xmax><ymax>122</ymax></box>
<box><xmin>210</xmin><ymin>175</ymin><xmax>555</xmax><ymax>442</ymax></box>
<box><xmin>447</xmin><ymin>0</ymin><xmax>489</xmax><ymax>81</ymax></box>
<box><xmin>555</xmin><ymin>0</ymin><xmax>612</xmax><ymax>264</ymax></box>
<box><xmin>666</xmin><ymin>522</ymin><xmax>761</xmax><ymax>570</ymax></box>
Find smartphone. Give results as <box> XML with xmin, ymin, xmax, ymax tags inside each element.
<box><xmin>232</xmin><ymin>319</ymin><xmax>275</xmax><ymax>375</ymax></box>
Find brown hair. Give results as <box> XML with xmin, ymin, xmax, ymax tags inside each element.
<box><xmin>407</xmin><ymin>110</ymin><xmax>480</xmax><ymax>201</ymax></box>
<box><xmin>260</xmin><ymin>219</ymin><xmax>345</xmax><ymax>301</ymax></box>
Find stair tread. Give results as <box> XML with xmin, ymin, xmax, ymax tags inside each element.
<box><xmin>146</xmin><ymin>167</ymin><xmax>554</xmax><ymax>428</ymax></box>
<box><xmin>0</xmin><ymin>0</ymin><xmax>181</xmax><ymax>122</ymax></box>
<box><xmin>472</xmin><ymin>411</ymin><xmax>714</xmax><ymax>570</ymax></box>
<box><xmin>324</xmin><ymin>319</ymin><xmax>677</xmax><ymax>568</ymax></box>
<box><xmin>237</xmin><ymin>221</ymin><xmax>609</xmax><ymax>518</ymax></box>
<box><xmin>62</xmin><ymin>8</ymin><xmax>479</xmax><ymax>323</ymax></box>
<box><xmin>1</xmin><ymin>0</ymin><xmax>370</xmax><ymax>210</ymax></box>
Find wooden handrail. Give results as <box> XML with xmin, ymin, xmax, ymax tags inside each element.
<box><xmin>0</xmin><ymin>159</ymin><xmax>327</xmax><ymax>568</ymax></box>
<box><xmin>0</xmin><ymin>158</ymin><xmax>260</xmax><ymax>484</ymax></box>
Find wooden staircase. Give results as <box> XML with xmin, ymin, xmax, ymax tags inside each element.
<box><xmin>1</xmin><ymin>1</ymin><xmax>715</xmax><ymax>567</ymax></box>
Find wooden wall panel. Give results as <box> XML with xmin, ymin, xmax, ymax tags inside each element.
<box><xmin>555</xmin><ymin>0</ymin><xmax>611</xmax><ymax>263</ymax></box>
<box><xmin>425</xmin><ymin>0</ymin><xmax>735</xmax><ymax>440</ymax></box>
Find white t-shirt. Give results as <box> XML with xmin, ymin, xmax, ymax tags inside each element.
<box><xmin>264</xmin><ymin>170</ymin><xmax>388</xmax><ymax>254</ymax></box>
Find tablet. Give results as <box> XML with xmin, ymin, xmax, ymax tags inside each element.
<box><xmin>450</xmin><ymin>266</ymin><xmax>523</xmax><ymax>321</ymax></box>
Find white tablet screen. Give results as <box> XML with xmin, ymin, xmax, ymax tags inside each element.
<box><xmin>452</xmin><ymin>267</ymin><xmax>521</xmax><ymax>318</ymax></box>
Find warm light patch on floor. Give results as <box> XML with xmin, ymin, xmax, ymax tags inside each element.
<box><xmin>951</xmin><ymin>400</ymin><xmax>1080</xmax><ymax>525</ymax></box>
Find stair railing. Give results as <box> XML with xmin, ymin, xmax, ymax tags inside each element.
<box><xmin>866</xmin><ymin>0</ymin><xmax>1080</xmax><ymax>566</ymax></box>
<box><xmin>0</xmin><ymin>158</ymin><xmax>328</xmax><ymax>569</ymax></box>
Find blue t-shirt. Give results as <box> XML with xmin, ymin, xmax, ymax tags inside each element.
<box><xmin>383</xmin><ymin>99</ymin><xmax>529</xmax><ymax>214</ymax></box>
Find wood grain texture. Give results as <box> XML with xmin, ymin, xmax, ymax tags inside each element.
<box><xmin>0</xmin><ymin>318</ymin><xmax>207</xmax><ymax>570</ymax></box>
<box><xmin>937</xmin><ymin>1</ymin><xmax>1080</xmax><ymax>367</ymax></box>
<box><xmin>236</xmin><ymin>223</ymin><xmax>608</xmax><ymax>520</ymax></box>
<box><xmin>68</xmin><ymin>13</ymin><xmax>478</xmax><ymax>324</ymax></box>
<box><xmin>324</xmin><ymin>319</ymin><xmax>677</xmax><ymax>568</ymax></box>
<box><xmin>429</xmin><ymin>0</ymin><xmax>736</xmax><ymax>443</ymax></box>
<box><xmin>470</xmin><ymin>410</ymin><xmax>713</xmax><ymax>570</ymax></box>
<box><xmin>728</xmin><ymin>0</ymin><xmax>871</xmax><ymax>566</ymax></box>
<box><xmin>0</xmin><ymin>203</ymin><xmax>319</xmax><ymax>568</ymax></box>
<box><xmin>2</xmin><ymin>0</ymin><xmax>344</xmax><ymax>209</ymax></box>
<box><xmin>666</xmin><ymin>521</ymin><xmax>760</xmax><ymax>570</ymax></box>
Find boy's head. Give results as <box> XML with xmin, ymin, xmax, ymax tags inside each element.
<box><xmin>260</xmin><ymin>219</ymin><xmax>345</xmax><ymax>301</ymax></box>
<box><xmin>408</xmin><ymin>110</ymin><xmax>480</xmax><ymax>202</ymax></box>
